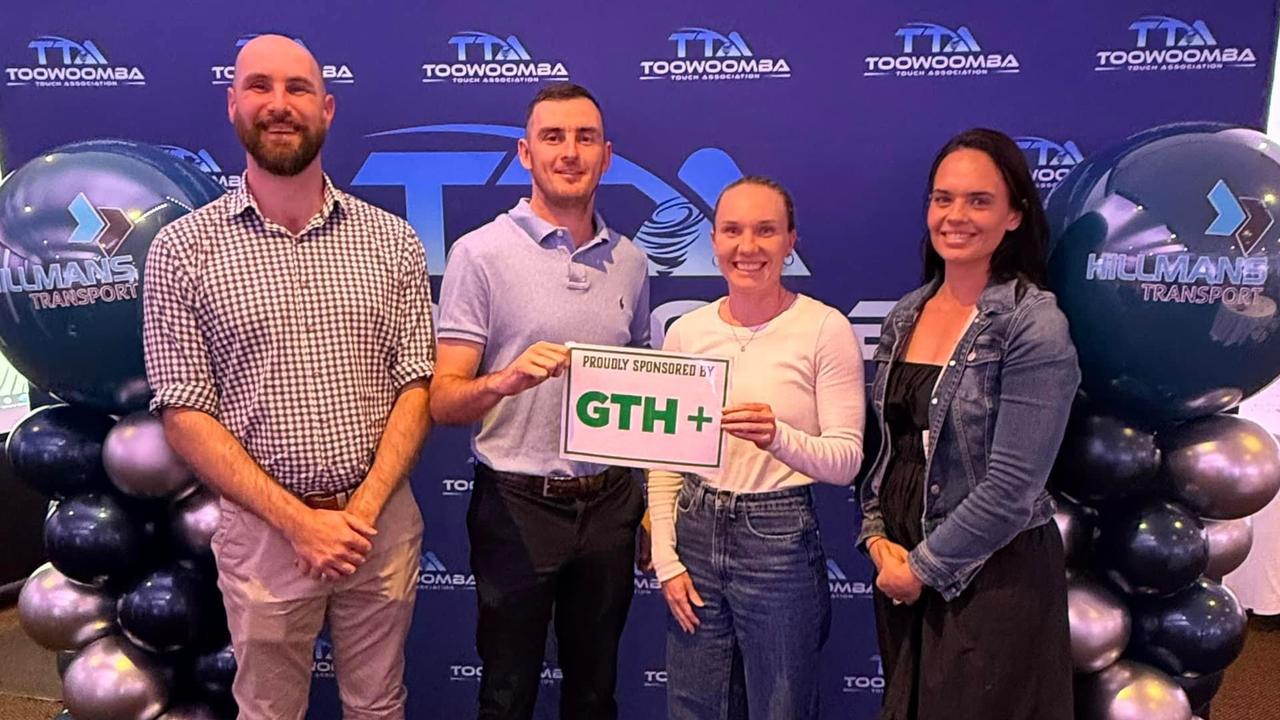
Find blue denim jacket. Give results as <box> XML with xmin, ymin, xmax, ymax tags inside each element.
<box><xmin>857</xmin><ymin>277</ymin><xmax>1080</xmax><ymax>601</ymax></box>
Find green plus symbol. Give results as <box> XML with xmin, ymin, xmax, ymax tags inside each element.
<box><xmin>686</xmin><ymin>406</ymin><xmax>713</xmax><ymax>432</ymax></box>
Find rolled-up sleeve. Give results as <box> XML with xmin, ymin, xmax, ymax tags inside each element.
<box><xmin>389</xmin><ymin>231</ymin><xmax>436</xmax><ymax>389</ymax></box>
<box><xmin>142</xmin><ymin>231</ymin><xmax>219</xmax><ymax>417</ymax></box>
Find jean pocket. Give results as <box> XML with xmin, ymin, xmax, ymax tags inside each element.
<box><xmin>675</xmin><ymin>484</ymin><xmax>697</xmax><ymax>514</ymax></box>
<box><xmin>743</xmin><ymin>505</ymin><xmax>806</xmax><ymax>540</ymax></box>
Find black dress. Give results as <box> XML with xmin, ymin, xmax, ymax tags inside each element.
<box><xmin>872</xmin><ymin>362</ymin><xmax>1073</xmax><ymax>720</ymax></box>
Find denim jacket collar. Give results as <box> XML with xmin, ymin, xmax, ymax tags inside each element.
<box><xmin>892</xmin><ymin>276</ymin><xmax>1022</xmax><ymax>327</ymax></box>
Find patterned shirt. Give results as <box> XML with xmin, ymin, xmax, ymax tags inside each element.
<box><xmin>143</xmin><ymin>174</ymin><xmax>435</xmax><ymax>495</ymax></box>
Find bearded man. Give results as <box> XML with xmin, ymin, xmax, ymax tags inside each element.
<box><xmin>142</xmin><ymin>34</ymin><xmax>435</xmax><ymax>720</ymax></box>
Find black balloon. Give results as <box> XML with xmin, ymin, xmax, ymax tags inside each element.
<box><xmin>1173</xmin><ymin>670</ymin><xmax>1224</xmax><ymax>714</ymax></box>
<box><xmin>119</xmin><ymin>567</ymin><xmax>218</xmax><ymax>654</ymax></box>
<box><xmin>194</xmin><ymin>642</ymin><xmax>237</xmax><ymax>702</ymax></box>
<box><xmin>44</xmin><ymin>493</ymin><xmax>152</xmax><ymax>588</ymax></box>
<box><xmin>5</xmin><ymin>404</ymin><xmax>115</xmax><ymax>498</ymax></box>
<box><xmin>1096</xmin><ymin>499</ymin><xmax>1208</xmax><ymax>596</ymax></box>
<box><xmin>1053</xmin><ymin>494</ymin><xmax>1096</xmax><ymax>567</ymax></box>
<box><xmin>1129</xmin><ymin>578</ymin><xmax>1247</xmax><ymax>677</ymax></box>
<box><xmin>1052</xmin><ymin>414</ymin><xmax>1161</xmax><ymax>505</ymax></box>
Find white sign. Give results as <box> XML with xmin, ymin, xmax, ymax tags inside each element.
<box><xmin>560</xmin><ymin>344</ymin><xmax>731</xmax><ymax>471</ymax></box>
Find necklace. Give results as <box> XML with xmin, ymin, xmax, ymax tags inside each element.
<box><xmin>726</xmin><ymin>290</ymin><xmax>791</xmax><ymax>353</ymax></box>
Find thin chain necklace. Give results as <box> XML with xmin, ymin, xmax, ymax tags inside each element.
<box><xmin>725</xmin><ymin>289</ymin><xmax>791</xmax><ymax>353</ymax></box>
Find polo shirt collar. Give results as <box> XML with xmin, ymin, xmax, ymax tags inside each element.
<box><xmin>507</xmin><ymin>198</ymin><xmax>612</xmax><ymax>250</ymax></box>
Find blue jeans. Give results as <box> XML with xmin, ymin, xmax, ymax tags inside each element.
<box><xmin>666</xmin><ymin>476</ymin><xmax>831</xmax><ymax>720</ymax></box>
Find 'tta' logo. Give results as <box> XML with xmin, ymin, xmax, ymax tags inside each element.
<box><xmin>28</xmin><ymin>36</ymin><xmax>107</xmax><ymax>65</ymax></box>
<box><xmin>449</xmin><ymin>32</ymin><xmax>532</xmax><ymax>61</ymax></box>
<box><xmin>896</xmin><ymin>23</ymin><xmax>982</xmax><ymax>54</ymax></box>
<box><xmin>1129</xmin><ymin>16</ymin><xmax>1218</xmax><ymax>48</ymax></box>
<box><xmin>669</xmin><ymin>28</ymin><xmax>752</xmax><ymax>58</ymax></box>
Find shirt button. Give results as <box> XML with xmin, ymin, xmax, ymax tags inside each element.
<box><xmin>930</xmin><ymin>484</ymin><xmax>941</xmax><ymax>496</ymax></box>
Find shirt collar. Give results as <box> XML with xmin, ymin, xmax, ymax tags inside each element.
<box><xmin>507</xmin><ymin>198</ymin><xmax>613</xmax><ymax>250</ymax></box>
<box><xmin>227</xmin><ymin>172</ymin><xmax>345</xmax><ymax>226</ymax></box>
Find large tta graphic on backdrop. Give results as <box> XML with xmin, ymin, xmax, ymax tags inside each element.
<box><xmin>350</xmin><ymin>124</ymin><xmax>812</xmax><ymax>277</ymax></box>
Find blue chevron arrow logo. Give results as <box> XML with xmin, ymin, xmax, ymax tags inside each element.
<box><xmin>66</xmin><ymin>192</ymin><xmax>105</xmax><ymax>244</ymax></box>
<box><xmin>1206</xmin><ymin>179</ymin><xmax>1247</xmax><ymax>236</ymax></box>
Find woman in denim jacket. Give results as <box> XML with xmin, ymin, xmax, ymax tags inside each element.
<box><xmin>857</xmin><ymin>129</ymin><xmax>1080</xmax><ymax>720</ymax></box>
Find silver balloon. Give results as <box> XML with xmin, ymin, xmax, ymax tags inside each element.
<box><xmin>1068</xmin><ymin>577</ymin><xmax>1131</xmax><ymax>673</ymax></box>
<box><xmin>103</xmin><ymin>411</ymin><xmax>195</xmax><ymax>499</ymax></box>
<box><xmin>1075</xmin><ymin>660</ymin><xmax>1191</xmax><ymax>720</ymax></box>
<box><xmin>63</xmin><ymin>635</ymin><xmax>170</xmax><ymax>720</ymax></box>
<box><xmin>1054</xmin><ymin>495</ymin><xmax>1095</xmax><ymax>567</ymax></box>
<box><xmin>1204</xmin><ymin>517</ymin><xmax>1254</xmax><ymax>580</ymax></box>
<box><xmin>1162</xmin><ymin>414</ymin><xmax>1280</xmax><ymax>519</ymax></box>
<box><xmin>18</xmin><ymin>563</ymin><xmax>115</xmax><ymax>651</ymax></box>
<box><xmin>157</xmin><ymin>704</ymin><xmax>220</xmax><ymax>720</ymax></box>
<box><xmin>171</xmin><ymin>487</ymin><xmax>220</xmax><ymax>559</ymax></box>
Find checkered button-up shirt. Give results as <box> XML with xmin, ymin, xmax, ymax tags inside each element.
<box><xmin>142</xmin><ymin>174</ymin><xmax>435</xmax><ymax>495</ymax></box>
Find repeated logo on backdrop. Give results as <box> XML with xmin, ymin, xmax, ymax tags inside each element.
<box><xmin>5</xmin><ymin>36</ymin><xmax>146</xmax><ymax>88</ymax></box>
<box><xmin>842</xmin><ymin>654</ymin><xmax>885</xmax><ymax>695</ymax></box>
<box><xmin>1094</xmin><ymin>16</ymin><xmax>1257</xmax><ymax>72</ymax></box>
<box><xmin>418</xmin><ymin>551</ymin><xmax>476</xmax><ymax>591</ymax></box>
<box><xmin>422</xmin><ymin>32</ymin><xmax>570</xmax><ymax>85</ymax></box>
<box><xmin>1016</xmin><ymin>136</ymin><xmax>1086</xmax><ymax>192</ymax></box>
<box><xmin>638</xmin><ymin>28</ymin><xmax>791</xmax><ymax>82</ymax></box>
<box><xmin>863</xmin><ymin>22</ymin><xmax>1020</xmax><ymax>77</ymax></box>
<box><xmin>160</xmin><ymin>145</ymin><xmax>243</xmax><ymax>189</ymax></box>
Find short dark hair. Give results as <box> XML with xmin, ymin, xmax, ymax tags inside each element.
<box><xmin>921</xmin><ymin>128</ymin><xmax>1049</xmax><ymax>288</ymax></box>
<box><xmin>525</xmin><ymin>83</ymin><xmax>603</xmax><ymax>126</ymax></box>
<box><xmin>713</xmin><ymin>175</ymin><xmax>796</xmax><ymax>231</ymax></box>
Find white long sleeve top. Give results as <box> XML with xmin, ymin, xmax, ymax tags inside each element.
<box><xmin>646</xmin><ymin>294</ymin><xmax>866</xmax><ymax>581</ymax></box>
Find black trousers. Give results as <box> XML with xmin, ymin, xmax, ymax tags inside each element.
<box><xmin>467</xmin><ymin>463</ymin><xmax>645</xmax><ymax>720</ymax></box>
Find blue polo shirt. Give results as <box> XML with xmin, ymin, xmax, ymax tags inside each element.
<box><xmin>436</xmin><ymin>199</ymin><xmax>651</xmax><ymax>476</ymax></box>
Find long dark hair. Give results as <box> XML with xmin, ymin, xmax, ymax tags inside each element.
<box><xmin>921</xmin><ymin>128</ymin><xmax>1049</xmax><ymax>288</ymax></box>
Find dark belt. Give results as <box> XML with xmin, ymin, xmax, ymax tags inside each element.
<box><xmin>480</xmin><ymin>464</ymin><xmax>630</xmax><ymax>499</ymax></box>
<box><xmin>298</xmin><ymin>487</ymin><xmax>356</xmax><ymax>511</ymax></box>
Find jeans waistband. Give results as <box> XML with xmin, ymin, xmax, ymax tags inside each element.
<box><xmin>681</xmin><ymin>474</ymin><xmax>815</xmax><ymax>512</ymax></box>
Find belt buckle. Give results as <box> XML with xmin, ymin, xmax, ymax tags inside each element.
<box><xmin>544</xmin><ymin>473</ymin><xmax>573</xmax><ymax>497</ymax></box>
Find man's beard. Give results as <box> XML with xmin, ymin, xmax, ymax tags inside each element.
<box><xmin>234</xmin><ymin>112</ymin><xmax>326</xmax><ymax>177</ymax></box>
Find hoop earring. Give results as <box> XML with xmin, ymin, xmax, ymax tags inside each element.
<box><xmin>783</xmin><ymin>252</ymin><xmax>795</xmax><ymax>267</ymax></box>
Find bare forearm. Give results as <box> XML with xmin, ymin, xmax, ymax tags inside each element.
<box><xmin>349</xmin><ymin>380</ymin><xmax>432</xmax><ymax>523</ymax></box>
<box><xmin>160</xmin><ymin>408</ymin><xmax>307</xmax><ymax>535</ymax></box>
<box><xmin>429</xmin><ymin>372</ymin><xmax>504</xmax><ymax>425</ymax></box>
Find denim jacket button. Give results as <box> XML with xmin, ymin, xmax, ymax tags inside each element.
<box><xmin>930</xmin><ymin>484</ymin><xmax>941</xmax><ymax>496</ymax></box>
<box><xmin>948</xmin><ymin>359</ymin><xmax>957</xmax><ymax>367</ymax></box>
<box><xmin>966</xmin><ymin>351</ymin><xmax>976</xmax><ymax>361</ymax></box>
<box><xmin>930</xmin><ymin>397</ymin><xmax>938</xmax><ymax>405</ymax></box>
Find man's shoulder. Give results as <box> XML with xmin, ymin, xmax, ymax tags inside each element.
<box><xmin>609</xmin><ymin>230</ymin><xmax>650</xmax><ymax>270</ymax></box>
<box><xmin>448</xmin><ymin>213</ymin><xmax>522</xmax><ymax>264</ymax></box>
<box><xmin>151</xmin><ymin>193</ymin><xmax>237</xmax><ymax>249</ymax></box>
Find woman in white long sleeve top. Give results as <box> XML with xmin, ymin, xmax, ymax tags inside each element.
<box><xmin>648</xmin><ymin>176</ymin><xmax>865</xmax><ymax>720</ymax></box>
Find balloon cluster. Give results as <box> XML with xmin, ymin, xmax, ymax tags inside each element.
<box><xmin>1047</xmin><ymin>124</ymin><xmax>1280</xmax><ymax>720</ymax></box>
<box><xmin>0</xmin><ymin>139</ymin><xmax>231</xmax><ymax>720</ymax></box>
<box><xmin>12</xmin><ymin>406</ymin><xmax>235</xmax><ymax>720</ymax></box>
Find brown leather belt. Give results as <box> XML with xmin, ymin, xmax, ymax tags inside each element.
<box><xmin>480</xmin><ymin>464</ymin><xmax>630</xmax><ymax>499</ymax></box>
<box><xmin>299</xmin><ymin>487</ymin><xmax>356</xmax><ymax>511</ymax></box>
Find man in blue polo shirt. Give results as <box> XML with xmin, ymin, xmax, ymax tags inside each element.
<box><xmin>430</xmin><ymin>83</ymin><xmax>650</xmax><ymax>720</ymax></box>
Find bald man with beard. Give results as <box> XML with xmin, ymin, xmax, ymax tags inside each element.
<box><xmin>142</xmin><ymin>34</ymin><xmax>436</xmax><ymax>719</ymax></box>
